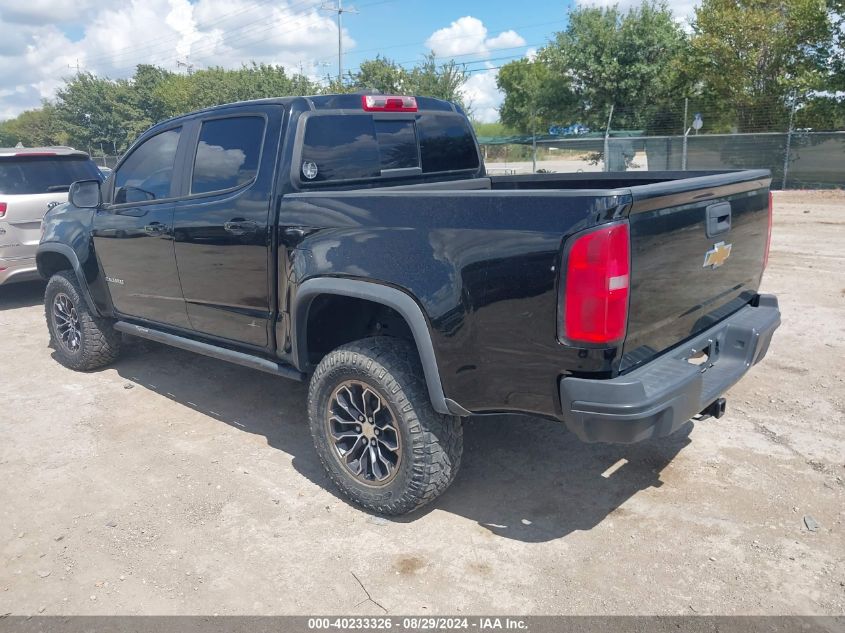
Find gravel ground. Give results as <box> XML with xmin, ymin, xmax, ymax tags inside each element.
<box><xmin>0</xmin><ymin>191</ymin><xmax>843</xmax><ymax>616</ymax></box>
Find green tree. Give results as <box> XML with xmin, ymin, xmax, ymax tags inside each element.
<box><xmin>130</xmin><ymin>64</ymin><xmax>174</xmax><ymax>126</ymax></box>
<box><xmin>348</xmin><ymin>56</ymin><xmax>408</xmax><ymax>94</ymax></box>
<box><xmin>540</xmin><ymin>1</ymin><xmax>688</xmax><ymax>131</ymax></box>
<box><xmin>688</xmin><ymin>0</ymin><xmax>833</xmax><ymax>131</ymax></box>
<box><xmin>0</xmin><ymin>105</ymin><xmax>68</xmax><ymax>147</ymax></box>
<box><xmin>345</xmin><ymin>53</ymin><xmax>468</xmax><ymax>105</ymax></box>
<box><xmin>497</xmin><ymin>58</ymin><xmax>573</xmax><ymax>133</ymax></box>
<box><xmin>54</xmin><ymin>73</ymin><xmax>144</xmax><ymax>153</ymax></box>
<box><xmin>406</xmin><ymin>53</ymin><xmax>467</xmax><ymax>104</ymax></box>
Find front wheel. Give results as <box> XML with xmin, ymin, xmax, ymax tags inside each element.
<box><xmin>308</xmin><ymin>337</ymin><xmax>463</xmax><ymax>515</ymax></box>
<box><xmin>44</xmin><ymin>270</ymin><xmax>121</xmax><ymax>371</ymax></box>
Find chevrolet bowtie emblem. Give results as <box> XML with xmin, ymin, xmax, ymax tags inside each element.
<box><xmin>703</xmin><ymin>241</ymin><xmax>732</xmax><ymax>269</ymax></box>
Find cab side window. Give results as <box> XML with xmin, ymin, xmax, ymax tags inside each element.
<box><xmin>114</xmin><ymin>128</ymin><xmax>181</xmax><ymax>204</ymax></box>
<box><xmin>190</xmin><ymin>116</ymin><xmax>265</xmax><ymax>195</ymax></box>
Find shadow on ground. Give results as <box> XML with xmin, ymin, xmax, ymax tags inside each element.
<box><xmin>107</xmin><ymin>335</ymin><xmax>691</xmax><ymax>543</ymax></box>
<box><xmin>0</xmin><ymin>280</ymin><xmax>46</xmax><ymax>310</ymax></box>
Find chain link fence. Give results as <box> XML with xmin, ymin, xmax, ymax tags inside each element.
<box><xmin>482</xmin><ymin>131</ymin><xmax>845</xmax><ymax>189</ymax></box>
<box><xmin>92</xmin><ymin>132</ymin><xmax>844</xmax><ymax>190</ymax></box>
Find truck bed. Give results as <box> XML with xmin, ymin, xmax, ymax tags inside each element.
<box><xmin>283</xmin><ymin>168</ymin><xmax>771</xmax><ymax>418</ymax></box>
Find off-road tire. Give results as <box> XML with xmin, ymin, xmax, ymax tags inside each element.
<box><xmin>45</xmin><ymin>270</ymin><xmax>121</xmax><ymax>371</ymax></box>
<box><xmin>308</xmin><ymin>337</ymin><xmax>463</xmax><ymax>515</ymax></box>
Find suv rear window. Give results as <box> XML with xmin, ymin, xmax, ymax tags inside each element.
<box><xmin>299</xmin><ymin>112</ymin><xmax>478</xmax><ymax>184</ymax></box>
<box><xmin>0</xmin><ymin>156</ymin><xmax>101</xmax><ymax>195</ymax></box>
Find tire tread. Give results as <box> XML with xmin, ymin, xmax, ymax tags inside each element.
<box><xmin>45</xmin><ymin>270</ymin><xmax>121</xmax><ymax>371</ymax></box>
<box><xmin>308</xmin><ymin>337</ymin><xmax>462</xmax><ymax>515</ymax></box>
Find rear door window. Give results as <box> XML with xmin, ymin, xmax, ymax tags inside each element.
<box><xmin>191</xmin><ymin>116</ymin><xmax>265</xmax><ymax>194</ymax></box>
<box><xmin>0</xmin><ymin>156</ymin><xmax>101</xmax><ymax>195</ymax></box>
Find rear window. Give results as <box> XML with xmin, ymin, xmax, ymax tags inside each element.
<box><xmin>299</xmin><ymin>112</ymin><xmax>478</xmax><ymax>184</ymax></box>
<box><xmin>0</xmin><ymin>156</ymin><xmax>101</xmax><ymax>195</ymax></box>
<box><xmin>418</xmin><ymin>114</ymin><xmax>479</xmax><ymax>174</ymax></box>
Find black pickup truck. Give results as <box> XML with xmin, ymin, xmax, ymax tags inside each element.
<box><xmin>37</xmin><ymin>93</ymin><xmax>780</xmax><ymax>515</ymax></box>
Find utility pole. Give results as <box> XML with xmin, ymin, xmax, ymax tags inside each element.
<box><xmin>321</xmin><ymin>0</ymin><xmax>357</xmax><ymax>85</ymax></box>
<box><xmin>176</xmin><ymin>58</ymin><xmax>195</xmax><ymax>75</ymax></box>
<box><xmin>68</xmin><ymin>59</ymin><xmax>83</xmax><ymax>74</ymax></box>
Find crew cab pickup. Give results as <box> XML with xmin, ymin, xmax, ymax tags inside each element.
<box><xmin>37</xmin><ymin>94</ymin><xmax>780</xmax><ymax>515</ymax></box>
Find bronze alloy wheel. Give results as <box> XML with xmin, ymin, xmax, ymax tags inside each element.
<box><xmin>326</xmin><ymin>380</ymin><xmax>402</xmax><ymax>486</ymax></box>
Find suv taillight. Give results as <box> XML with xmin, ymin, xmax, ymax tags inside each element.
<box><xmin>764</xmin><ymin>191</ymin><xmax>773</xmax><ymax>270</ymax></box>
<box><xmin>0</xmin><ymin>202</ymin><xmax>6</xmax><ymax>218</ymax></box>
<box><xmin>560</xmin><ymin>222</ymin><xmax>630</xmax><ymax>345</ymax></box>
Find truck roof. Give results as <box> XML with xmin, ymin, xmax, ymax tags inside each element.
<box><xmin>0</xmin><ymin>147</ymin><xmax>89</xmax><ymax>158</ymax></box>
<box><xmin>146</xmin><ymin>94</ymin><xmax>462</xmax><ymax>134</ymax></box>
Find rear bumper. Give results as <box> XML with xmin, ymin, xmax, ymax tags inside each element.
<box><xmin>0</xmin><ymin>256</ymin><xmax>39</xmax><ymax>286</ymax></box>
<box><xmin>559</xmin><ymin>294</ymin><xmax>781</xmax><ymax>443</ymax></box>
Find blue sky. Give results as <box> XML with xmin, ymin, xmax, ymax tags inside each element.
<box><xmin>0</xmin><ymin>0</ymin><xmax>659</xmax><ymax>122</ymax></box>
<box><xmin>336</xmin><ymin>0</ymin><xmax>571</xmax><ymax>73</ymax></box>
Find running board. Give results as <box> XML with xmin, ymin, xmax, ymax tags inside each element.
<box><xmin>114</xmin><ymin>321</ymin><xmax>305</xmax><ymax>381</ymax></box>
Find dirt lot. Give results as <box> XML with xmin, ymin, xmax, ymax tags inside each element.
<box><xmin>1</xmin><ymin>191</ymin><xmax>843</xmax><ymax>616</ymax></box>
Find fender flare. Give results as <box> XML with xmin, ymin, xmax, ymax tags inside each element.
<box><xmin>292</xmin><ymin>278</ymin><xmax>470</xmax><ymax>417</ymax></box>
<box><xmin>36</xmin><ymin>243</ymin><xmax>100</xmax><ymax>316</ymax></box>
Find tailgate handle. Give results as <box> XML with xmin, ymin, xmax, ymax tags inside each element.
<box><xmin>705</xmin><ymin>202</ymin><xmax>732</xmax><ymax>238</ymax></box>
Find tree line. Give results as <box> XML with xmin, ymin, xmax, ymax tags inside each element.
<box><xmin>0</xmin><ymin>56</ymin><xmax>467</xmax><ymax>153</ymax></box>
<box><xmin>0</xmin><ymin>0</ymin><xmax>843</xmax><ymax>152</ymax></box>
<box><xmin>498</xmin><ymin>0</ymin><xmax>845</xmax><ymax>136</ymax></box>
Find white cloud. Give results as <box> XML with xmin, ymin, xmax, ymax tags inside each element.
<box><xmin>461</xmin><ymin>67</ymin><xmax>501</xmax><ymax>124</ymax></box>
<box><xmin>485</xmin><ymin>30</ymin><xmax>526</xmax><ymax>51</ymax></box>
<box><xmin>426</xmin><ymin>16</ymin><xmax>526</xmax><ymax>58</ymax></box>
<box><xmin>0</xmin><ymin>0</ymin><xmax>99</xmax><ymax>25</ymax></box>
<box><xmin>426</xmin><ymin>16</ymin><xmax>489</xmax><ymax>57</ymax></box>
<box><xmin>425</xmin><ymin>17</ymin><xmax>529</xmax><ymax>123</ymax></box>
<box><xmin>577</xmin><ymin>0</ymin><xmax>699</xmax><ymax>24</ymax></box>
<box><xmin>0</xmin><ymin>0</ymin><xmax>352</xmax><ymax>120</ymax></box>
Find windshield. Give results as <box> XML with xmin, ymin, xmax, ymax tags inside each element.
<box><xmin>0</xmin><ymin>156</ymin><xmax>101</xmax><ymax>195</ymax></box>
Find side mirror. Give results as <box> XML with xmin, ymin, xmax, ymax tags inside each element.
<box><xmin>68</xmin><ymin>179</ymin><xmax>102</xmax><ymax>209</ymax></box>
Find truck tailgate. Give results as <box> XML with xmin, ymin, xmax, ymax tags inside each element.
<box><xmin>621</xmin><ymin>171</ymin><xmax>771</xmax><ymax>371</ymax></box>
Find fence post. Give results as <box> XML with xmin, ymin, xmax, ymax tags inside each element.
<box><xmin>681</xmin><ymin>97</ymin><xmax>689</xmax><ymax>170</ymax></box>
<box><xmin>603</xmin><ymin>104</ymin><xmax>614</xmax><ymax>172</ymax></box>
<box><xmin>782</xmin><ymin>91</ymin><xmax>797</xmax><ymax>190</ymax></box>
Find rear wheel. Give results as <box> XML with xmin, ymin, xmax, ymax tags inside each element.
<box><xmin>45</xmin><ymin>270</ymin><xmax>121</xmax><ymax>371</ymax></box>
<box><xmin>308</xmin><ymin>337</ymin><xmax>463</xmax><ymax>515</ymax></box>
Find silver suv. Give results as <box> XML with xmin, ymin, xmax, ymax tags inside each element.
<box><xmin>0</xmin><ymin>147</ymin><xmax>102</xmax><ymax>285</ymax></box>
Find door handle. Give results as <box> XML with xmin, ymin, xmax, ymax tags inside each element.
<box><xmin>144</xmin><ymin>222</ymin><xmax>166</xmax><ymax>235</ymax></box>
<box><xmin>224</xmin><ymin>219</ymin><xmax>260</xmax><ymax>235</ymax></box>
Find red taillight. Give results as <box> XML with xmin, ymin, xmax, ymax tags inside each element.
<box><xmin>764</xmin><ymin>191</ymin><xmax>773</xmax><ymax>270</ymax></box>
<box><xmin>0</xmin><ymin>202</ymin><xmax>6</xmax><ymax>218</ymax></box>
<box><xmin>361</xmin><ymin>95</ymin><xmax>418</xmax><ymax>112</ymax></box>
<box><xmin>561</xmin><ymin>222</ymin><xmax>630</xmax><ymax>345</ymax></box>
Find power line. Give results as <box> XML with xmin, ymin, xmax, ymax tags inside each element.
<box><xmin>342</xmin><ymin>44</ymin><xmax>542</xmax><ymax>78</ymax></box>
